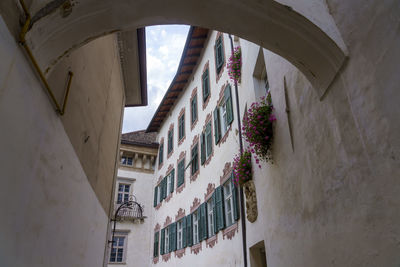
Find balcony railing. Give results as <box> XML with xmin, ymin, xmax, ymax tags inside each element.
<box><xmin>114</xmin><ymin>195</ymin><xmax>146</xmax><ymax>222</ymax></box>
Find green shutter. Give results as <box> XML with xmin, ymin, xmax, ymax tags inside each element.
<box><xmin>200</xmin><ymin>203</ymin><xmax>208</xmax><ymax>241</ymax></box>
<box><xmin>159</xmin><ymin>145</ymin><xmax>163</xmax><ymax>165</ymax></box>
<box><xmin>200</xmin><ymin>133</ymin><xmax>206</xmax><ymax>165</ymax></box>
<box><xmin>231</xmin><ymin>174</ymin><xmax>240</xmax><ymax>221</ymax></box>
<box><xmin>178</xmin><ymin>160</ymin><xmax>184</xmax><ymax>187</ymax></box>
<box><xmin>216</xmin><ymin>36</ymin><xmax>224</xmax><ymax>72</ymax></box>
<box><xmin>225</xmin><ymin>85</ymin><xmax>233</xmax><ymax>125</ymax></box>
<box><xmin>186</xmin><ymin>214</ymin><xmax>193</xmax><ymax>247</ymax></box>
<box><xmin>169</xmin><ymin>223</ymin><xmax>177</xmax><ymax>252</ymax></box>
<box><xmin>154</xmin><ymin>232</ymin><xmax>159</xmax><ymax>257</ymax></box>
<box><xmin>212</xmin><ymin>192</ymin><xmax>217</xmax><ymax>235</ymax></box>
<box><xmin>160</xmin><ymin>228</ymin><xmax>165</xmax><ymax>255</ymax></box>
<box><xmin>202</xmin><ymin>69</ymin><xmax>209</xmax><ymax>102</ymax></box>
<box><xmin>215</xmin><ymin>186</ymin><xmax>225</xmax><ymax>231</ymax></box>
<box><xmin>153</xmin><ymin>186</ymin><xmax>158</xmax><ymax>207</ymax></box>
<box><xmin>191</xmin><ymin>96</ymin><xmax>197</xmax><ymax>123</ymax></box>
<box><xmin>214</xmin><ymin>107</ymin><xmax>221</xmax><ymax>144</ymax></box>
<box><xmin>182</xmin><ymin>217</ymin><xmax>187</xmax><ymax>248</ymax></box>
<box><xmin>162</xmin><ymin>177</ymin><xmax>167</xmax><ymax>200</ymax></box>
<box><xmin>170</xmin><ymin>169</ymin><xmax>175</xmax><ymax>193</ymax></box>
<box><xmin>206</xmin><ymin>122</ymin><xmax>212</xmax><ymax>157</ymax></box>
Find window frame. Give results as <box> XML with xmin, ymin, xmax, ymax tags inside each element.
<box><xmin>117</xmin><ymin>183</ymin><xmax>131</xmax><ymax>204</ymax></box>
<box><xmin>223</xmin><ymin>180</ymin><xmax>234</xmax><ymax>227</ymax></box>
<box><xmin>178</xmin><ymin>113</ymin><xmax>185</xmax><ymax>141</ymax></box>
<box><xmin>168</xmin><ymin>128</ymin><xmax>174</xmax><ymax>155</ymax></box>
<box><xmin>165</xmin><ymin>227</ymin><xmax>170</xmax><ymax>253</ymax></box>
<box><xmin>109</xmin><ymin>233</ymin><xmax>128</xmax><ymax>263</ymax></box>
<box><xmin>177</xmin><ymin>220</ymin><xmax>183</xmax><ymax>250</ymax></box>
<box><xmin>158</xmin><ymin>142</ymin><xmax>164</xmax><ymax>166</ymax></box>
<box><xmin>192</xmin><ymin>210</ymin><xmax>199</xmax><ymax>244</ymax></box>
<box><xmin>215</xmin><ymin>34</ymin><xmax>225</xmax><ymax>75</ymax></box>
<box><xmin>202</xmin><ymin>67</ymin><xmax>210</xmax><ymax>103</ymax></box>
<box><xmin>121</xmin><ymin>155</ymin><xmax>133</xmax><ymax>166</ymax></box>
<box><xmin>207</xmin><ymin>197</ymin><xmax>215</xmax><ymax>238</ymax></box>
<box><xmin>177</xmin><ymin>158</ymin><xmax>185</xmax><ymax>188</ymax></box>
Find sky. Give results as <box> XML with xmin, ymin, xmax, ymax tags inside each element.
<box><xmin>122</xmin><ymin>25</ymin><xmax>190</xmax><ymax>133</ymax></box>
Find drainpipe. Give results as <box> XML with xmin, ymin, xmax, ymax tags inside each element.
<box><xmin>229</xmin><ymin>34</ymin><xmax>248</xmax><ymax>267</ymax></box>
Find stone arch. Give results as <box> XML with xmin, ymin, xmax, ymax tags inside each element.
<box><xmin>17</xmin><ymin>0</ymin><xmax>347</xmax><ymax>97</ymax></box>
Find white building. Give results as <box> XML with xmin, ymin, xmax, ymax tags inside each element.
<box><xmin>107</xmin><ymin>131</ymin><xmax>158</xmax><ymax>266</ymax></box>
<box><xmin>147</xmin><ymin>27</ymin><xmax>273</xmax><ymax>266</ymax></box>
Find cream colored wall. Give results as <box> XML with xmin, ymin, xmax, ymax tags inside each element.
<box><xmin>151</xmin><ymin>31</ymin><xmax>244</xmax><ymax>267</ymax></box>
<box><xmin>0</xmin><ymin>15</ymin><xmax>109</xmax><ymax>267</ymax></box>
<box><xmin>47</xmin><ymin>34</ymin><xmax>125</xmax><ymax>214</ymax></box>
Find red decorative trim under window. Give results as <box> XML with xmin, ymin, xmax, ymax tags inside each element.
<box><xmin>222</xmin><ymin>222</ymin><xmax>239</xmax><ymax>240</ymax></box>
<box><xmin>162</xmin><ymin>252</ymin><xmax>171</xmax><ymax>262</ymax></box>
<box><xmin>190</xmin><ymin>243</ymin><xmax>202</xmax><ymax>255</ymax></box>
<box><xmin>220</xmin><ymin>162</ymin><xmax>233</xmax><ymax>185</ymax></box>
<box><xmin>190</xmin><ymin>197</ymin><xmax>201</xmax><ymax>213</ymax></box>
<box><xmin>214</xmin><ymin>32</ymin><xmax>226</xmax><ymax>84</ymax></box>
<box><xmin>206</xmin><ymin>234</ymin><xmax>218</xmax><ymax>248</ymax></box>
<box><xmin>175</xmin><ymin>248</ymin><xmax>186</xmax><ymax>258</ymax></box>
<box><xmin>153</xmin><ymin>256</ymin><xmax>159</xmax><ymax>264</ymax></box>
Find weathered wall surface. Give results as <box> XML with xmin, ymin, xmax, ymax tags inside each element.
<box><xmin>237</xmin><ymin>1</ymin><xmax>400</xmax><ymax>266</ymax></box>
<box><xmin>0</xmin><ymin>15</ymin><xmax>109</xmax><ymax>267</ymax></box>
<box><xmin>47</xmin><ymin>34</ymin><xmax>124</xmax><ymax>214</ymax></box>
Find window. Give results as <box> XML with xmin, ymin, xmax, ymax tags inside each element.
<box><xmin>166</xmin><ymin>169</ymin><xmax>175</xmax><ymax>195</ymax></box>
<box><xmin>223</xmin><ymin>180</ymin><xmax>234</xmax><ymax>227</ymax></box>
<box><xmin>158</xmin><ymin>143</ymin><xmax>164</xmax><ymax>166</ymax></box>
<box><xmin>153</xmin><ymin>232</ymin><xmax>159</xmax><ymax>258</ymax></box>
<box><xmin>214</xmin><ymin>85</ymin><xmax>233</xmax><ymax>144</ymax></box>
<box><xmin>201</xmin><ymin>121</ymin><xmax>212</xmax><ymax>165</ymax></box>
<box><xmin>109</xmin><ymin>234</ymin><xmax>127</xmax><ymax>263</ymax></box>
<box><xmin>168</xmin><ymin>128</ymin><xmax>173</xmax><ymax>154</ymax></box>
<box><xmin>178</xmin><ymin>113</ymin><xmax>185</xmax><ymax>141</ymax></box>
<box><xmin>192</xmin><ymin>210</ymin><xmax>199</xmax><ymax>244</ymax></box>
<box><xmin>121</xmin><ymin>155</ymin><xmax>133</xmax><ymax>166</ymax></box>
<box><xmin>191</xmin><ymin>143</ymin><xmax>199</xmax><ymax>175</ymax></box>
<box><xmin>191</xmin><ymin>95</ymin><xmax>197</xmax><ymax>125</ymax></box>
<box><xmin>177</xmin><ymin>219</ymin><xmax>187</xmax><ymax>249</ymax></box>
<box><xmin>117</xmin><ymin>183</ymin><xmax>130</xmax><ymax>204</ymax></box>
<box><xmin>202</xmin><ymin>68</ymin><xmax>210</xmax><ymax>102</ymax></box>
<box><xmin>177</xmin><ymin>158</ymin><xmax>185</xmax><ymax>187</ymax></box>
<box><xmin>215</xmin><ymin>35</ymin><xmax>224</xmax><ymax>74</ymax></box>
<box><xmin>165</xmin><ymin>227</ymin><xmax>169</xmax><ymax>253</ymax></box>
<box><xmin>207</xmin><ymin>194</ymin><xmax>215</xmax><ymax>237</ymax></box>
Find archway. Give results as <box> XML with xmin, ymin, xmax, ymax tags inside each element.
<box><xmin>18</xmin><ymin>0</ymin><xmax>347</xmax><ymax>97</ymax></box>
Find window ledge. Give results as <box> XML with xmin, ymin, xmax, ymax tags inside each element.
<box><xmin>153</xmin><ymin>256</ymin><xmax>159</xmax><ymax>264</ymax></box>
<box><xmin>177</xmin><ymin>182</ymin><xmax>186</xmax><ymax>194</ymax></box>
<box><xmin>162</xmin><ymin>252</ymin><xmax>171</xmax><ymax>262</ymax></box>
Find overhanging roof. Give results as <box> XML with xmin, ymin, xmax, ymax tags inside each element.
<box><xmin>118</xmin><ymin>28</ymin><xmax>148</xmax><ymax>107</ymax></box>
<box><xmin>146</xmin><ymin>26</ymin><xmax>209</xmax><ymax>132</ymax></box>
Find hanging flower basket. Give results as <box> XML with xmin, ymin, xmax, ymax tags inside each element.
<box><xmin>242</xmin><ymin>92</ymin><xmax>276</xmax><ymax>164</ymax></box>
<box><xmin>228</xmin><ymin>46</ymin><xmax>241</xmax><ymax>83</ymax></box>
<box><xmin>233</xmin><ymin>150</ymin><xmax>252</xmax><ymax>187</ymax></box>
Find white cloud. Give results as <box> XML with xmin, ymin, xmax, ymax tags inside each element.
<box><xmin>122</xmin><ymin>25</ymin><xmax>190</xmax><ymax>133</ymax></box>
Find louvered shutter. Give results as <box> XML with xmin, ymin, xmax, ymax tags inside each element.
<box><xmin>153</xmin><ymin>186</ymin><xmax>158</xmax><ymax>207</ymax></box>
<box><xmin>206</xmin><ymin>122</ymin><xmax>212</xmax><ymax>157</ymax></box>
<box><xmin>153</xmin><ymin>232</ymin><xmax>158</xmax><ymax>257</ymax></box>
<box><xmin>162</xmin><ymin>177</ymin><xmax>167</xmax><ymax>200</ymax></box>
<box><xmin>225</xmin><ymin>85</ymin><xmax>233</xmax><ymax>125</ymax></box>
<box><xmin>215</xmin><ymin>186</ymin><xmax>225</xmax><ymax>231</ymax></box>
<box><xmin>200</xmin><ymin>133</ymin><xmax>206</xmax><ymax>165</ymax></box>
<box><xmin>214</xmin><ymin>107</ymin><xmax>221</xmax><ymax>144</ymax></box>
<box><xmin>178</xmin><ymin>160</ymin><xmax>184</xmax><ymax>187</ymax></box>
<box><xmin>200</xmin><ymin>203</ymin><xmax>208</xmax><ymax>241</ymax></box>
<box><xmin>216</xmin><ymin>37</ymin><xmax>224</xmax><ymax>72</ymax></box>
<box><xmin>169</xmin><ymin>223</ymin><xmax>177</xmax><ymax>252</ymax></box>
<box><xmin>231</xmin><ymin>174</ymin><xmax>240</xmax><ymax>221</ymax></box>
<box><xmin>212</xmin><ymin>192</ymin><xmax>217</xmax><ymax>235</ymax></box>
<box><xmin>186</xmin><ymin>214</ymin><xmax>193</xmax><ymax>247</ymax></box>
<box><xmin>182</xmin><ymin>217</ymin><xmax>187</xmax><ymax>248</ymax></box>
<box><xmin>160</xmin><ymin>228</ymin><xmax>165</xmax><ymax>255</ymax></box>
<box><xmin>170</xmin><ymin>169</ymin><xmax>175</xmax><ymax>193</ymax></box>
<box><xmin>202</xmin><ymin>70</ymin><xmax>209</xmax><ymax>101</ymax></box>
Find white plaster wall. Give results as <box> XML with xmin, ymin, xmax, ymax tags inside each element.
<box><xmin>151</xmin><ymin>31</ymin><xmax>244</xmax><ymax>266</ymax></box>
<box><xmin>107</xmin><ymin>168</ymin><xmax>154</xmax><ymax>267</ymax></box>
<box><xmin>0</xmin><ymin>15</ymin><xmax>108</xmax><ymax>267</ymax></box>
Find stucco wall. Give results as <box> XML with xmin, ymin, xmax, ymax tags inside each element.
<box><xmin>0</xmin><ymin>15</ymin><xmax>109</xmax><ymax>267</ymax></box>
<box><xmin>47</xmin><ymin>34</ymin><xmax>124</xmax><ymax>214</ymax></box>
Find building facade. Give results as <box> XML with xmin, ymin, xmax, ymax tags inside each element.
<box><xmin>147</xmin><ymin>27</ymin><xmax>273</xmax><ymax>266</ymax></box>
<box><xmin>107</xmin><ymin>131</ymin><xmax>158</xmax><ymax>267</ymax></box>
